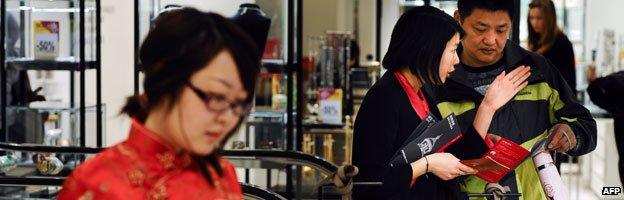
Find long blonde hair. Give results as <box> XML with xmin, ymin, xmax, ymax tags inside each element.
<box><xmin>527</xmin><ymin>0</ymin><xmax>561</xmax><ymax>54</ymax></box>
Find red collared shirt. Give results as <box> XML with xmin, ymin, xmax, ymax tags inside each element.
<box><xmin>58</xmin><ymin>119</ymin><xmax>242</xmax><ymax>200</ymax></box>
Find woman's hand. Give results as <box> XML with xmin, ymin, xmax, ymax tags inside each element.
<box><xmin>481</xmin><ymin>66</ymin><xmax>531</xmax><ymax>111</ymax></box>
<box><xmin>473</xmin><ymin>66</ymin><xmax>531</xmax><ymax>137</ymax></box>
<box><xmin>426</xmin><ymin>153</ymin><xmax>477</xmax><ymax>180</ymax></box>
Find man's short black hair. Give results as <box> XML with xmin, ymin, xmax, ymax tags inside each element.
<box><xmin>457</xmin><ymin>0</ymin><xmax>515</xmax><ymax>21</ymax></box>
<box><xmin>382</xmin><ymin>6</ymin><xmax>464</xmax><ymax>85</ymax></box>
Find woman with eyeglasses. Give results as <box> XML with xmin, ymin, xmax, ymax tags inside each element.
<box><xmin>58</xmin><ymin>8</ymin><xmax>258</xmax><ymax>199</ymax></box>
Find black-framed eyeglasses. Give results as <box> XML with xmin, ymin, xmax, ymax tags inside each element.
<box><xmin>186</xmin><ymin>82</ymin><xmax>251</xmax><ymax>116</ymax></box>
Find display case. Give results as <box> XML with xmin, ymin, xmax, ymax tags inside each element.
<box><xmin>0</xmin><ymin>143</ymin><xmax>99</xmax><ymax>198</ymax></box>
<box><xmin>0</xmin><ymin>143</ymin><xmax>295</xmax><ymax>199</ymax></box>
<box><xmin>299</xmin><ymin>32</ymin><xmax>356</xmax><ymax>167</ymax></box>
<box><xmin>6</xmin><ymin>103</ymin><xmax>104</xmax><ymax>147</ymax></box>
<box><xmin>244</xmin><ymin>109</ymin><xmax>288</xmax><ymax>150</ymax></box>
<box><xmin>297</xmin><ymin>0</ymin><xmax>387</xmax><ymax>169</ymax></box>
<box><xmin>1</xmin><ymin>0</ymin><xmax>104</xmax><ymax>147</ymax></box>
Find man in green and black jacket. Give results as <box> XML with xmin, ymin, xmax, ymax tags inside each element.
<box><xmin>433</xmin><ymin>1</ymin><xmax>597</xmax><ymax>199</ymax></box>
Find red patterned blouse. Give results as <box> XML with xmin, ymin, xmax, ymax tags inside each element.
<box><xmin>58</xmin><ymin>119</ymin><xmax>242</xmax><ymax>200</ymax></box>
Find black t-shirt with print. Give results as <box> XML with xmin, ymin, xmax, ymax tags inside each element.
<box><xmin>462</xmin><ymin>57</ymin><xmax>506</xmax><ymax>95</ymax></box>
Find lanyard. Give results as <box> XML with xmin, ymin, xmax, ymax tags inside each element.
<box><xmin>394</xmin><ymin>72</ymin><xmax>430</xmax><ymax>120</ymax></box>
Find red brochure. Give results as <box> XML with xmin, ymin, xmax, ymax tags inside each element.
<box><xmin>461</xmin><ymin>137</ymin><xmax>530</xmax><ymax>183</ymax></box>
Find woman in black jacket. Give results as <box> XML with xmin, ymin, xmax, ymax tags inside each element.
<box><xmin>352</xmin><ymin>6</ymin><xmax>531</xmax><ymax>199</ymax></box>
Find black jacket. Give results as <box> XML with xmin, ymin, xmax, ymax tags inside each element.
<box><xmin>542</xmin><ymin>33</ymin><xmax>577</xmax><ymax>95</ymax></box>
<box><xmin>432</xmin><ymin>40</ymin><xmax>596</xmax><ymax>199</ymax></box>
<box><xmin>352</xmin><ymin>73</ymin><xmax>488</xmax><ymax>200</ymax></box>
<box><xmin>587</xmin><ymin>71</ymin><xmax>624</xmax><ymax>116</ymax></box>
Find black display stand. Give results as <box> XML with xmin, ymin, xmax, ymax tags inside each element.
<box><xmin>0</xmin><ymin>0</ymin><xmax>103</xmax><ymax>147</ymax></box>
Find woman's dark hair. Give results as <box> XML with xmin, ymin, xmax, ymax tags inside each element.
<box><xmin>382</xmin><ymin>6</ymin><xmax>464</xmax><ymax>85</ymax></box>
<box><xmin>121</xmin><ymin>8</ymin><xmax>260</xmax><ymax>185</ymax></box>
<box><xmin>457</xmin><ymin>0</ymin><xmax>515</xmax><ymax>22</ymax></box>
<box><xmin>527</xmin><ymin>0</ymin><xmax>560</xmax><ymax>54</ymax></box>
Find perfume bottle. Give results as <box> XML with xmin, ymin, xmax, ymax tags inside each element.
<box><xmin>587</xmin><ymin>50</ymin><xmax>597</xmax><ymax>82</ymax></box>
<box><xmin>43</xmin><ymin>113</ymin><xmax>62</xmax><ymax>145</ymax></box>
<box><xmin>271</xmin><ymin>73</ymin><xmax>287</xmax><ymax>112</ymax></box>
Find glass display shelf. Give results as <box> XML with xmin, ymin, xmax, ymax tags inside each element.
<box><xmin>5</xmin><ymin>102</ymin><xmax>106</xmax><ymax>147</ymax></box>
<box><xmin>6</xmin><ymin>58</ymin><xmax>97</xmax><ymax>71</ymax></box>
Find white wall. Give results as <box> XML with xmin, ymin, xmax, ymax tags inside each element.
<box><xmin>159</xmin><ymin>0</ymin><xmax>254</xmax><ymax>16</ymax></box>
<box><xmin>302</xmin><ymin>0</ymin><xmax>339</xmax><ymax>54</ymax></box>
<box><xmin>380</xmin><ymin>0</ymin><xmax>400</xmax><ymax>74</ymax></box>
<box><xmin>584</xmin><ymin>0</ymin><xmax>624</xmax><ymax>78</ymax></box>
<box><xmin>358</xmin><ymin>0</ymin><xmax>376</xmax><ymax>60</ymax></box>
<box><xmin>337</xmin><ymin>0</ymin><xmax>353</xmax><ymax>33</ymax></box>
<box><xmin>95</xmin><ymin>0</ymin><xmax>135</xmax><ymax>146</ymax></box>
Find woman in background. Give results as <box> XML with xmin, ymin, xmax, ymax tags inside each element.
<box><xmin>58</xmin><ymin>8</ymin><xmax>259</xmax><ymax>199</ymax></box>
<box><xmin>528</xmin><ymin>0</ymin><xmax>577</xmax><ymax>95</ymax></box>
